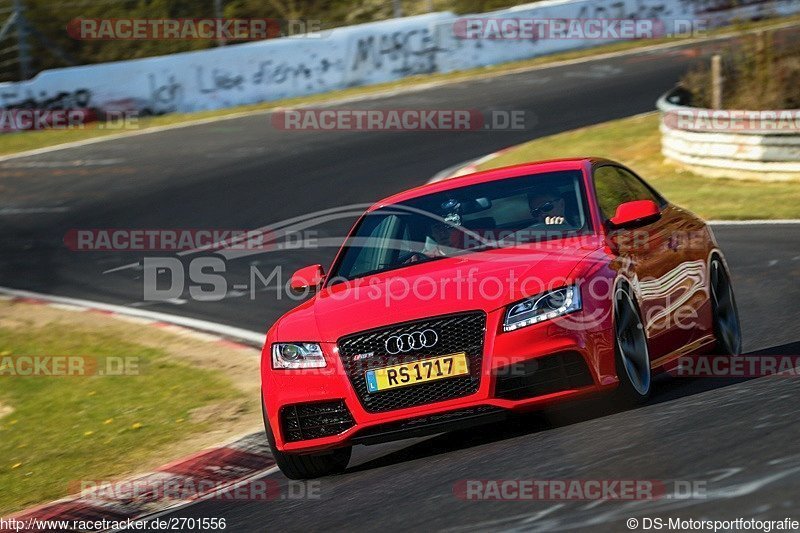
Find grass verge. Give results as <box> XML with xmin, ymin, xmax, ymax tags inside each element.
<box><xmin>3</xmin><ymin>15</ymin><xmax>800</xmax><ymax>157</ymax></box>
<box><xmin>475</xmin><ymin>113</ymin><xmax>800</xmax><ymax>220</ymax></box>
<box><xmin>0</xmin><ymin>300</ymin><xmax>260</xmax><ymax>515</ymax></box>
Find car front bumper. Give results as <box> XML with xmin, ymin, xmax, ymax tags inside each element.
<box><xmin>263</xmin><ymin>309</ymin><xmax>618</xmax><ymax>453</ymax></box>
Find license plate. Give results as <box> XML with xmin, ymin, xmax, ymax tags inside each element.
<box><xmin>365</xmin><ymin>353</ymin><xmax>469</xmax><ymax>393</ymax></box>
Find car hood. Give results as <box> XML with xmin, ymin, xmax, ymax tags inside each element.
<box><xmin>275</xmin><ymin>238</ymin><xmax>602</xmax><ymax>342</ymax></box>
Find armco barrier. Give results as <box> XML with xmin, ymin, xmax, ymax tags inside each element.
<box><xmin>1</xmin><ymin>0</ymin><xmax>799</xmax><ymax>117</ymax></box>
<box><xmin>657</xmin><ymin>89</ymin><xmax>800</xmax><ymax>181</ymax></box>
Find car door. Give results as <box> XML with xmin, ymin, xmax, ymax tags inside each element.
<box><xmin>592</xmin><ymin>164</ymin><xmax>690</xmax><ymax>363</ymax></box>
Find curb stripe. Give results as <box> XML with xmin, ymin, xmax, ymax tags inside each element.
<box><xmin>1</xmin><ymin>437</ymin><xmax>275</xmax><ymax>529</ymax></box>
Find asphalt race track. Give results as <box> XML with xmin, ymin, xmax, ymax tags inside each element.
<box><xmin>2</xmin><ymin>31</ymin><xmax>800</xmax><ymax>532</ymax></box>
<box><xmin>0</xmin><ymin>34</ymin><xmax>744</xmax><ymax>332</ymax></box>
<box><xmin>139</xmin><ymin>222</ymin><xmax>800</xmax><ymax>533</ymax></box>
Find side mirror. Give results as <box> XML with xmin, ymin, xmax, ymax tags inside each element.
<box><xmin>290</xmin><ymin>264</ymin><xmax>325</xmax><ymax>292</ymax></box>
<box><xmin>608</xmin><ymin>200</ymin><xmax>660</xmax><ymax>229</ymax></box>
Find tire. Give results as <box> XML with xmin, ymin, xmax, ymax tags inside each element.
<box><xmin>709</xmin><ymin>256</ymin><xmax>742</xmax><ymax>356</ymax></box>
<box><xmin>261</xmin><ymin>396</ymin><xmax>351</xmax><ymax>480</ymax></box>
<box><xmin>612</xmin><ymin>284</ymin><xmax>652</xmax><ymax>405</ymax></box>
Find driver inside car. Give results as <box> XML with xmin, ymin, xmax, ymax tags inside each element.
<box><xmin>527</xmin><ymin>190</ymin><xmax>579</xmax><ymax>227</ymax></box>
<box><xmin>403</xmin><ymin>221</ymin><xmax>454</xmax><ymax>263</ymax></box>
<box><xmin>420</xmin><ymin>221</ymin><xmax>453</xmax><ymax>258</ymax></box>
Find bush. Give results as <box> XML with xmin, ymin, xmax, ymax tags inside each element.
<box><xmin>680</xmin><ymin>31</ymin><xmax>800</xmax><ymax>109</ymax></box>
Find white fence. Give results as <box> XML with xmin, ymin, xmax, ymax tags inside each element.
<box><xmin>1</xmin><ymin>0</ymin><xmax>799</xmax><ymax>115</ymax></box>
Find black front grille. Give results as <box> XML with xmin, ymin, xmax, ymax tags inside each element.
<box><xmin>338</xmin><ymin>312</ymin><xmax>486</xmax><ymax>413</ymax></box>
<box><xmin>494</xmin><ymin>351</ymin><xmax>594</xmax><ymax>400</ymax></box>
<box><xmin>280</xmin><ymin>400</ymin><xmax>355</xmax><ymax>442</ymax></box>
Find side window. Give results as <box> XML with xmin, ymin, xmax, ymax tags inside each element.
<box><xmin>347</xmin><ymin>214</ymin><xmax>406</xmax><ymax>275</ymax></box>
<box><xmin>593</xmin><ymin>166</ymin><xmax>662</xmax><ymax>221</ymax></box>
<box><xmin>617</xmin><ymin>167</ymin><xmax>664</xmax><ymax>207</ymax></box>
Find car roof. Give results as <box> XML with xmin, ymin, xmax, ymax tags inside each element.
<box><xmin>371</xmin><ymin>157</ymin><xmax>602</xmax><ymax>209</ymax></box>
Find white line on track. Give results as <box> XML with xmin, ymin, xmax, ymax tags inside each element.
<box><xmin>0</xmin><ymin>286</ymin><xmax>264</xmax><ymax>346</ymax></box>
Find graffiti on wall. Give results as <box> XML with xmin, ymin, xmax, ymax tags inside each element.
<box><xmin>0</xmin><ymin>0</ymin><xmax>797</xmax><ymax>116</ymax></box>
<box><xmin>252</xmin><ymin>56</ymin><xmax>341</xmax><ymax>91</ymax></box>
<box><xmin>1</xmin><ymin>88</ymin><xmax>92</xmax><ymax>110</ymax></box>
<box><xmin>148</xmin><ymin>74</ymin><xmax>184</xmax><ymax>113</ymax></box>
<box><xmin>351</xmin><ymin>28</ymin><xmax>447</xmax><ymax>76</ymax></box>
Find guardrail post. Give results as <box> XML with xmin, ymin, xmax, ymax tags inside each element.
<box><xmin>711</xmin><ymin>55</ymin><xmax>722</xmax><ymax>110</ymax></box>
<box><xmin>214</xmin><ymin>0</ymin><xmax>226</xmax><ymax>46</ymax></box>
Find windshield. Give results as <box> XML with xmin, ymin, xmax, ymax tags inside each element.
<box><xmin>330</xmin><ymin>170</ymin><xmax>592</xmax><ymax>281</ymax></box>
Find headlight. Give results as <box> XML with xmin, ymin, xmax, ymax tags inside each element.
<box><xmin>503</xmin><ymin>285</ymin><xmax>581</xmax><ymax>332</ymax></box>
<box><xmin>272</xmin><ymin>343</ymin><xmax>326</xmax><ymax>369</ymax></box>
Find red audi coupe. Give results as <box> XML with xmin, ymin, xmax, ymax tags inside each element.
<box><xmin>261</xmin><ymin>158</ymin><xmax>741</xmax><ymax>479</ymax></box>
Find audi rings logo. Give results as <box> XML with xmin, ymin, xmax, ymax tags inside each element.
<box><xmin>384</xmin><ymin>329</ymin><xmax>439</xmax><ymax>354</ymax></box>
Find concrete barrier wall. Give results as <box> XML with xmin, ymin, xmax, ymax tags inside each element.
<box><xmin>657</xmin><ymin>91</ymin><xmax>800</xmax><ymax>181</ymax></box>
<box><xmin>1</xmin><ymin>0</ymin><xmax>799</xmax><ymax>115</ymax></box>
